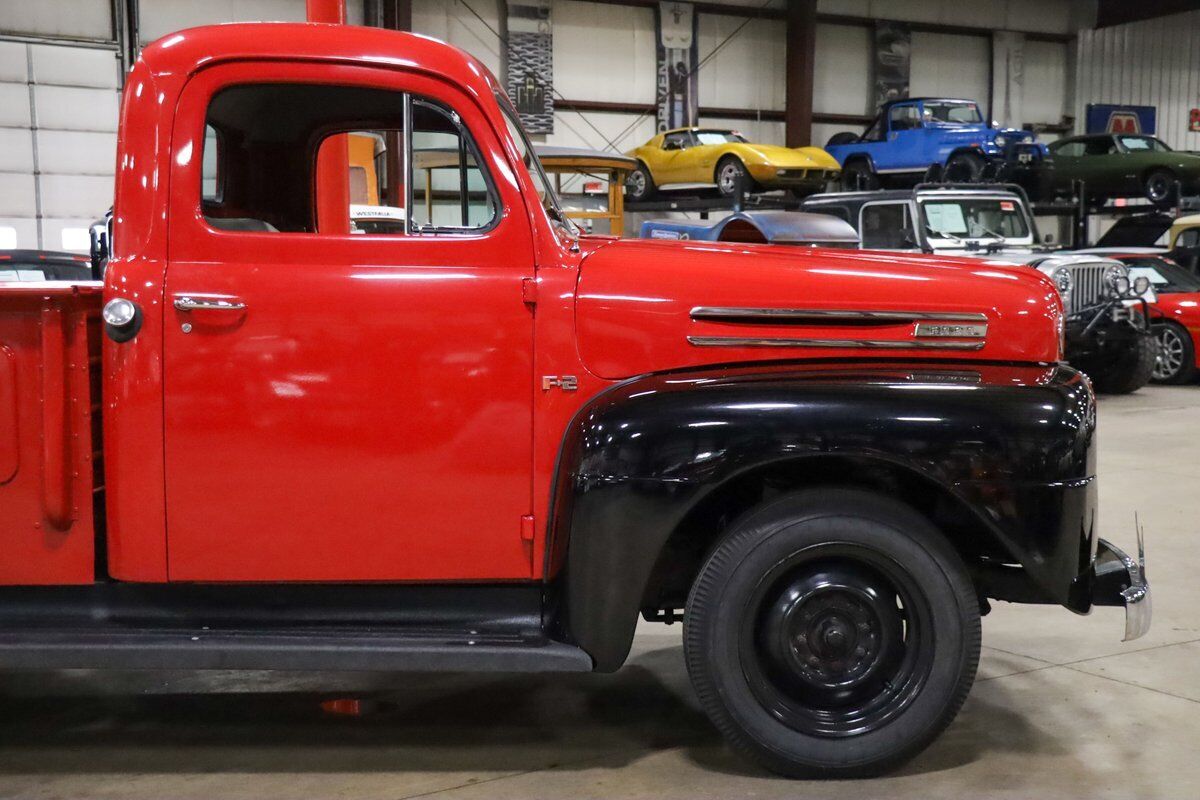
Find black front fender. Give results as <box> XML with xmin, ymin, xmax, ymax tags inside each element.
<box><xmin>550</xmin><ymin>362</ymin><xmax>1097</xmax><ymax>671</ymax></box>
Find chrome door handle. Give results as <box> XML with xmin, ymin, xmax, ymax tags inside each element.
<box><xmin>173</xmin><ymin>294</ymin><xmax>246</xmax><ymax>312</ymax></box>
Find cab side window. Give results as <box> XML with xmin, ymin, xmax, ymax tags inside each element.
<box><xmin>663</xmin><ymin>132</ymin><xmax>691</xmax><ymax>150</ymax></box>
<box><xmin>860</xmin><ymin>203</ymin><xmax>913</xmax><ymax>249</ymax></box>
<box><xmin>199</xmin><ymin>83</ymin><xmax>497</xmax><ymax>236</ymax></box>
<box><xmin>888</xmin><ymin>105</ymin><xmax>921</xmax><ymax>131</ymax></box>
<box><xmin>1052</xmin><ymin>141</ymin><xmax>1085</xmax><ymax>157</ymax></box>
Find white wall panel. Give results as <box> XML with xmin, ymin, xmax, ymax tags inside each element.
<box><xmin>36</xmin><ymin>130</ymin><xmax>116</xmax><ymax>176</ymax></box>
<box><xmin>1023</xmin><ymin>39</ymin><xmax>1068</xmax><ymax>126</ymax></box>
<box><xmin>0</xmin><ymin>218</ymin><xmax>38</xmax><ymax>250</ymax></box>
<box><xmin>39</xmin><ymin>174</ymin><xmax>113</xmax><ymax>219</ymax></box>
<box><xmin>910</xmin><ymin>32</ymin><xmax>990</xmax><ymax>106</ymax></box>
<box><xmin>0</xmin><ymin>42</ymin><xmax>27</xmax><ymax>82</ymax></box>
<box><xmin>546</xmin><ymin>110</ymin><xmax>656</xmax><ymax>153</ymax></box>
<box><xmin>0</xmin><ymin>173</ymin><xmax>36</xmax><ymax>217</ymax></box>
<box><xmin>816</xmin><ymin>0</ymin><xmax>1091</xmax><ymax>35</ymax></box>
<box><xmin>1076</xmin><ymin>10</ymin><xmax>1200</xmax><ymax>149</ymax></box>
<box><xmin>0</xmin><ymin>84</ymin><xmax>31</xmax><ymax>128</ymax></box>
<box><xmin>554</xmin><ymin>1</ymin><xmax>655</xmax><ymax>104</ymax></box>
<box><xmin>0</xmin><ymin>129</ymin><xmax>33</xmax><ymax>174</ymax></box>
<box><xmin>30</xmin><ymin>45</ymin><xmax>118</xmax><ymax>89</ymax></box>
<box><xmin>412</xmin><ymin>0</ymin><xmax>503</xmax><ymax>77</ymax></box>
<box><xmin>814</xmin><ymin>23</ymin><xmax>871</xmax><ymax>116</ymax></box>
<box><xmin>697</xmin><ymin>15</ymin><xmax>784</xmax><ymax>112</ymax></box>
<box><xmin>33</xmin><ymin>85</ymin><xmax>119</xmax><ymax>132</ymax></box>
<box><xmin>0</xmin><ymin>0</ymin><xmax>112</xmax><ymax>40</ymax></box>
<box><xmin>139</xmin><ymin>0</ymin><xmax>365</xmax><ymax>44</ymax></box>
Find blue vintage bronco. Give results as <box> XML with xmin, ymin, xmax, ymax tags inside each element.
<box><xmin>825</xmin><ymin>98</ymin><xmax>1049</xmax><ymax>192</ymax></box>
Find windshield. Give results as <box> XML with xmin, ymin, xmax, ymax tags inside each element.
<box><xmin>1121</xmin><ymin>257</ymin><xmax>1200</xmax><ymax>293</ymax></box>
<box><xmin>923</xmin><ymin>101</ymin><xmax>982</xmax><ymax>124</ymax></box>
<box><xmin>1118</xmin><ymin>135</ymin><xmax>1172</xmax><ymax>153</ymax></box>
<box><xmin>496</xmin><ymin>94</ymin><xmax>576</xmax><ymax>234</ymax></box>
<box><xmin>694</xmin><ymin>130</ymin><xmax>747</xmax><ymax>145</ymax></box>
<box><xmin>920</xmin><ymin>198</ymin><xmax>1030</xmax><ymax>242</ymax></box>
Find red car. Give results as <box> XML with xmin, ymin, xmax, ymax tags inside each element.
<box><xmin>1104</xmin><ymin>254</ymin><xmax>1200</xmax><ymax>383</ymax></box>
<box><xmin>0</xmin><ymin>22</ymin><xmax>1149</xmax><ymax>779</ymax></box>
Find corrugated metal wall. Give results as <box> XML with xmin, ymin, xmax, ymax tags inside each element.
<box><xmin>1076</xmin><ymin>10</ymin><xmax>1200</xmax><ymax>149</ymax></box>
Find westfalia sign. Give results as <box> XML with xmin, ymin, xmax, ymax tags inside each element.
<box><xmin>1085</xmin><ymin>104</ymin><xmax>1157</xmax><ymax>135</ymax></box>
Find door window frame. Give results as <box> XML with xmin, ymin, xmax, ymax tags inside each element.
<box><xmin>167</xmin><ymin>60</ymin><xmax>531</xmax><ymax>267</ymax></box>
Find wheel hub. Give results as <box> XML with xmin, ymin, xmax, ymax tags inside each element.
<box><xmin>742</xmin><ymin>553</ymin><xmax>931</xmax><ymax>738</ymax></box>
<box><xmin>761</xmin><ymin>567</ymin><xmax>901</xmax><ymax>706</ymax></box>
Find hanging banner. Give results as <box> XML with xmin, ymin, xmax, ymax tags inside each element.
<box><xmin>507</xmin><ymin>0</ymin><xmax>554</xmax><ymax>134</ymax></box>
<box><xmin>1086</xmin><ymin>104</ymin><xmax>1157</xmax><ymax>135</ymax></box>
<box><xmin>655</xmin><ymin>1</ymin><xmax>699</xmax><ymax>132</ymax></box>
<box><xmin>873</xmin><ymin>21</ymin><xmax>911</xmax><ymax>107</ymax></box>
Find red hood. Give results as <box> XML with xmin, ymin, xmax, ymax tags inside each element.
<box><xmin>575</xmin><ymin>239</ymin><xmax>1062</xmax><ymax>380</ymax></box>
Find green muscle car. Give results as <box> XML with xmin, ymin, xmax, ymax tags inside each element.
<box><xmin>1047</xmin><ymin>133</ymin><xmax>1200</xmax><ymax>205</ymax></box>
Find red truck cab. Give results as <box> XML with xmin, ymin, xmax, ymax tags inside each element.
<box><xmin>0</xmin><ymin>24</ymin><xmax>1148</xmax><ymax>779</ymax></box>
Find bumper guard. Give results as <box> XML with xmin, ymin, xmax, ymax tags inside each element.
<box><xmin>1091</xmin><ymin>531</ymin><xmax>1151</xmax><ymax>641</ymax></box>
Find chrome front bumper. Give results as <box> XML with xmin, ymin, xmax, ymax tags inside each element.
<box><xmin>1091</xmin><ymin>532</ymin><xmax>1151</xmax><ymax>641</ymax></box>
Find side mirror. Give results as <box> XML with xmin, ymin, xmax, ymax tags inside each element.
<box><xmin>1043</xmin><ymin>233</ymin><xmax>1055</xmax><ymax>244</ymax></box>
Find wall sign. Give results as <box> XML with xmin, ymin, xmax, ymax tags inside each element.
<box><xmin>1190</xmin><ymin>109</ymin><xmax>1200</xmax><ymax>133</ymax></box>
<box><xmin>1085</xmin><ymin>104</ymin><xmax>1157</xmax><ymax>135</ymax></box>
<box><xmin>507</xmin><ymin>0</ymin><xmax>554</xmax><ymax>135</ymax></box>
<box><xmin>873</xmin><ymin>21</ymin><xmax>911</xmax><ymax>106</ymax></box>
<box><xmin>655</xmin><ymin>1</ymin><xmax>699</xmax><ymax>132</ymax></box>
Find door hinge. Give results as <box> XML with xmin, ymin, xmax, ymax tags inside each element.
<box><xmin>522</xmin><ymin>277</ymin><xmax>538</xmax><ymax>307</ymax></box>
<box><xmin>520</xmin><ymin>514</ymin><xmax>536</xmax><ymax>542</ymax></box>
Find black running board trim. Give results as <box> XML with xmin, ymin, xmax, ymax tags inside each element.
<box><xmin>0</xmin><ymin>628</ymin><xmax>593</xmax><ymax>672</ymax></box>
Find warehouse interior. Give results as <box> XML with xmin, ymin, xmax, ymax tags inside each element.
<box><xmin>0</xmin><ymin>1</ymin><xmax>1198</xmax><ymax>798</ymax></box>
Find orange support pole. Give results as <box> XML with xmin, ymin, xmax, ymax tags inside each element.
<box><xmin>308</xmin><ymin>0</ymin><xmax>349</xmax><ymax>234</ymax></box>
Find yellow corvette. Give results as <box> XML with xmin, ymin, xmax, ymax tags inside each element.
<box><xmin>625</xmin><ymin>127</ymin><xmax>840</xmax><ymax>201</ymax></box>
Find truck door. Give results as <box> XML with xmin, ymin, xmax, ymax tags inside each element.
<box><xmin>885</xmin><ymin>102</ymin><xmax>925</xmax><ymax>171</ymax></box>
<box><xmin>161</xmin><ymin>62</ymin><xmax>537</xmax><ymax>582</ymax></box>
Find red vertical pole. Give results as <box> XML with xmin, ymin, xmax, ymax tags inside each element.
<box><xmin>308</xmin><ymin>0</ymin><xmax>349</xmax><ymax>233</ymax></box>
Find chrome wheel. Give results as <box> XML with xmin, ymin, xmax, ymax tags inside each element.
<box><xmin>626</xmin><ymin>168</ymin><xmax>648</xmax><ymax>200</ymax></box>
<box><xmin>1146</xmin><ymin>171</ymin><xmax>1173</xmax><ymax>204</ymax></box>
<box><xmin>718</xmin><ymin>160</ymin><xmax>745</xmax><ymax>196</ymax></box>
<box><xmin>1155</xmin><ymin>325</ymin><xmax>1186</xmax><ymax>381</ymax></box>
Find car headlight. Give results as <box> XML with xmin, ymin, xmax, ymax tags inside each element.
<box><xmin>1104</xmin><ymin>264</ymin><xmax>1131</xmax><ymax>295</ymax></box>
<box><xmin>1133</xmin><ymin>275</ymin><xmax>1152</xmax><ymax>296</ymax></box>
<box><xmin>1052</xmin><ymin>267</ymin><xmax>1073</xmax><ymax>295</ymax></box>
<box><xmin>994</xmin><ymin>134</ymin><xmax>1008</xmax><ymax>148</ymax></box>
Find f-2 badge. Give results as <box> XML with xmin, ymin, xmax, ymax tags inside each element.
<box><xmin>542</xmin><ymin>375</ymin><xmax>578</xmax><ymax>391</ymax></box>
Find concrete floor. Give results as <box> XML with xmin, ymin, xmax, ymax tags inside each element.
<box><xmin>0</xmin><ymin>386</ymin><xmax>1198</xmax><ymax>799</ymax></box>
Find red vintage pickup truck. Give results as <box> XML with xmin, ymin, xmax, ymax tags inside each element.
<box><xmin>0</xmin><ymin>23</ymin><xmax>1148</xmax><ymax>779</ymax></box>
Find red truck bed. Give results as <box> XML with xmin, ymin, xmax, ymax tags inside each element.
<box><xmin>0</xmin><ymin>282</ymin><xmax>102</xmax><ymax>584</ymax></box>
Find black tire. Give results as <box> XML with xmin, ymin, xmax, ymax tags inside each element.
<box><xmin>1152</xmin><ymin>321</ymin><xmax>1197</xmax><ymax>384</ymax></box>
<box><xmin>684</xmin><ymin>488</ymin><xmax>980</xmax><ymax>779</ymax></box>
<box><xmin>1144</xmin><ymin>168</ymin><xmax>1176</xmax><ymax>205</ymax></box>
<box><xmin>943</xmin><ymin>152</ymin><xmax>986</xmax><ymax>183</ymax></box>
<box><xmin>826</xmin><ymin>131</ymin><xmax>860</xmax><ymax>147</ymax></box>
<box><xmin>840</xmin><ymin>160</ymin><xmax>879</xmax><ymax>192</ymax></box>
<box><xmin>1089</xmin><ymin>331</ymin><xmax>1158</xmax><ymax>394</ymax></box>
<box><xmin>716</xmin><ymin>156</ymin><xmax>752</xmax><ymax>198</ymax></box>
<box><xmin>626</xmin><ymin>162</ymin><xmax>656</xmax><ymax>202</ymax></box>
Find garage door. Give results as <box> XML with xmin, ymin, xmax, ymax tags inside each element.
<box><xmin>0</xmin><ymin>40</ymin><xmax>118</xmax><ymax>253</ymax></box>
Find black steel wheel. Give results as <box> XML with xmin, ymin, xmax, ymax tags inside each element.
<box><xmin>944</xmin><ymin>152</ymin><xmax>985</xmax><ymax>183</ymax></box>
<box><xmin>1152</xmin><ymin>322</ymin><xmax>1196</xmax><ymax>384</ymax></box>
<box><xmin>840</xmin><ymin>159</ymin><xmax>879</xmax><ymax>191</ymax></box>
<box><xmin>684</xmin><ymin>488</ymin><xmax>980</xmax><ymax>778</ymax></box>
<box><xmin>626</xmin><ymin>163</ymin><xmax>656</xmax><ymax>202</ymax></box>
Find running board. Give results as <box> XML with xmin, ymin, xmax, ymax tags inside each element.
<box><xmin>0</xmin><ymin>627</ymin><xmax>593</xmax><ymax>673</ymax></box>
